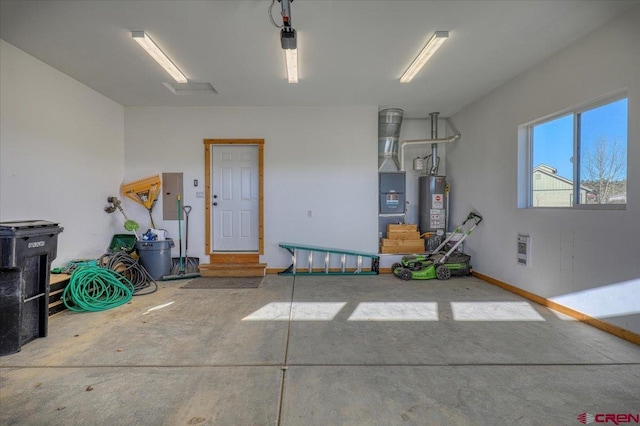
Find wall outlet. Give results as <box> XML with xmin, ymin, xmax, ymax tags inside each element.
<box><xmin>196</xmin><ymin>192</ymin><xmax>205</xmax><ymax>198</ymax></box>
<box><xmin>307</xmin><ymin>210</ymin><xmax>312</xmax><ymax>217</ymax></box>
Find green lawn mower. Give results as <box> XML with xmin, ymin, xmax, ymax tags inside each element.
<box><xmin>392</xmin><ymin>212</ymin><xmax>482</xmax><ymax>281</ymax></box>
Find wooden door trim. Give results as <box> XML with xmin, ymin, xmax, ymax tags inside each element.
<box><xmin>204</xmin><ymin>139</ymin><xmax>264</xmax><ymax>257</ymax></box>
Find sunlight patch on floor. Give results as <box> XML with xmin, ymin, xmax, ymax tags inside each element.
<box><xmin>242</xmin><ymin>302</ymin><xmax>347</xmax><ymax>321</ymax></box>
<box><xmin>451</xmin><ymin>302</ymin><xmax>546</xmax><ymax>321</ymax></box>
<box><xmin>243</xmin><ymin>301</ymin><xmax>549</xmax><ymax>322</ymax></box>
<box><xmin>347</xmin><ymin>302</ymin><xmax>439</xmax><ymax>321</ymax></box>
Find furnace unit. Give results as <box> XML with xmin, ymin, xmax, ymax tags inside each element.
<box><xmin>377</xmin><ymin>109</ymin><xmax>406</xmax><ymax>239</ymax></box>
<box><xmin>379</xmin><ymin>172</ymin><xmax>406</xmax><ymax>238</ymax></box>
<box><xmin>379</xmin><ymin>172</ymin><xmax>406</xmax><ymax>214</ymax></box>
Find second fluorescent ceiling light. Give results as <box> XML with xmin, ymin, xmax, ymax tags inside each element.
<box><xmin>400</xmin><ymin>31</ymin><xmax>449</xmax><ymax>83</ymax></box>
<box><xmin>132</xmin><ymin>31</ymin><xmax>187</xmax><ymax>83</ymax></box>
<box><xmin>284</xmin><ymin>47</ymin><xmax>298</xmax><ymax>84</ymax></box>
<box><xmin>281</xmin><ymin>28</ymin><xmax>298</xmax><ymax>84</ymax></box>
<box><xmin>278</xmin><ymin>0</ymin><xmax>298</xmax><ymax>84</ymax></box>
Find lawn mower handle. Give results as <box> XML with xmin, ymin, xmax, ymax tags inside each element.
<box><xmin>466</xmin><ymin>212</ymin><xmax>483</xmax><ymax>224</ymax></box>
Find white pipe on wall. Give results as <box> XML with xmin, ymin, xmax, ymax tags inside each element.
<box><xmin>399</xmin><ymin>132</ymin><xmax>461</xmax><ymax>171</ymax></box>
<box><xmin>399</xmin><ymin>117</ymin><xmax>461</xmax><ymax>171</ymax></box>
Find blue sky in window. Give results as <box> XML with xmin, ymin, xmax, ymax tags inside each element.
<box><xmin>532</xmin><ymin>114</ymin><xmax>573</xmax><ymax>179</ymax></box>
<box><xmin>532</xmin><ymin>98</ymin><xmax>628</xmax><ymax>180</ymax></box>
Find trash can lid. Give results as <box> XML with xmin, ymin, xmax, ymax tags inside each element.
<box><xmin>0</xmin><ymin>220</ymin><xmax>62</xmax><ymax>236</ymax></box>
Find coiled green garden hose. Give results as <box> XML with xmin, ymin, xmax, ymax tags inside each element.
<box><xmin>62</xmin><ymin>265</ymin><xmax>134</xmax><ymax>312</ymax></box>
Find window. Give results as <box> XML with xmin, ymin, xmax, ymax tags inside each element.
<box><xmin>527</xmin><ymin>96</ymin><xmax>628</xmax><ymax>208</ymax></box>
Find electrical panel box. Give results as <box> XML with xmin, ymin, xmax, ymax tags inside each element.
<box><xmin>162</xmin><ymin>172</ymin><xmax>184</xmax><ymax>220</ymax></box>
<box><xmin>517</xmin><ymin>234</ymin><xmax>530</xmax><ymax>267</ymax></box>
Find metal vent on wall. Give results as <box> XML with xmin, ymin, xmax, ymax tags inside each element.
<box><xmin>517</xmin><ymin>235</ymin><xmax>530</xmax><ymax>267</ymax></box>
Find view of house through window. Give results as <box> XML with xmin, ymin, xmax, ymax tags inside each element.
<box><xmin>529</xmin><ymin>96</ymin><xmax>627</xmax><ymax>207</ymax></box>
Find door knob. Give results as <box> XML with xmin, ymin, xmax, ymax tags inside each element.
<box><xmin>213</xmin><ymin>202</ymin><xmax>218</xmax><ymax>206</ymax></box>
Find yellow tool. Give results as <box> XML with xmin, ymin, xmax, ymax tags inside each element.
<box><xmin>121</xmin><ymin>175</ymin><xmax>162</xmax><ymax>228</ymax></box>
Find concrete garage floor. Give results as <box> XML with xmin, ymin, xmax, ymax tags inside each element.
<box><xmin>1</xmin><ymin>274</ymin><xmax>639</xmax><ymax>425</ymax></box>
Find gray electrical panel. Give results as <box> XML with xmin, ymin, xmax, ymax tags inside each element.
<box><xmin>162</xmin><ymin>172</ymin><xmax>184</xmax><ymax>220</ymax></box>
<box><xmin>419</xmin><ymin>175</ymin><xmax>447</xmax><ymax>251</ymax></box>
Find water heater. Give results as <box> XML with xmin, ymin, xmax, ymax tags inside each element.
<box><xmin>419</xmin><ymin>175</ymin><xmax>447</xmax><ymax>251</ymax></box>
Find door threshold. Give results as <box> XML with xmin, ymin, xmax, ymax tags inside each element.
<box><xmin>209</xmin><ymin>252</ymin><xmax>260</xmax><ymax>264</ymax></box>
<box><xmin>211</xmin><ymin>251</ymin><xmax>259</xmax><ymax>254</ymax></box>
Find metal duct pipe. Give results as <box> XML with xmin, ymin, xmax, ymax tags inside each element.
<box><xmin>430</xmin><ymin>112</ymin><xmax>440</xmax><ymax>174</ymax></box>
<box><xmin>430</xmin><ymin>112</ymin><xmax>439</xmax><ymax>139</ymax></box>
<box><xmin>378</xmin><ymin>108</ymin><xmax>404</xmax><ymax>171</ymax></box>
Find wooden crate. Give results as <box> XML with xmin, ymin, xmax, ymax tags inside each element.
<box><xmin>387</xmin><ymin>224</ymin><xmax>417</xmax><ymax>232</ymax></box>
<box><xmin>380</xmin><ymin>245</ymin><xmax>425</xmax><ymax>254</ymax></box>
<box><xmin>381</xmin><ymin>239</ymin><xmax>423</xmax><ymax>247</ymax></box>
<box><xmin>380</xmin><ymin>240</ymin><xmax>424</xmax><ymax>254</ymax></box>
<box><xmin>381</xmin><ymin>242</ymin><xmax>425</xmax><ymax>251</ymax></box>
<box><xmin>381</xmin><ymin>223</ymin><xmax>423</xmax><ymax>253</ymax></box>
<box><xmin>381</xmin><ymin>223</ymin><xmax>424</xmax><ymax>253</ymax></box>
<box><xmin>386</xmin><ymin>231</ymin><xmax>421</xmax><ymax>240</ymax></box>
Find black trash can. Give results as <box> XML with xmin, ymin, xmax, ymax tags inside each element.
<box><xmin>0</xmin><ymin>220</ymin><xmax>63</xmax><ymax>356</ymax></box>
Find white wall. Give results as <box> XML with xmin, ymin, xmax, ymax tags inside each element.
<box><xmin>124</xmin><ymin>106</ymin><xmax>379</xmax><ymax>268</ymax></box>
<box><xmin>447</xmin><ymin>7</ymin><xmax>640</xmax><ymax>334</ymax></box>
<box><xmin>0</xmin><ymin>40</ymin><xmax>125</xmax><ymax>267</ymax></box>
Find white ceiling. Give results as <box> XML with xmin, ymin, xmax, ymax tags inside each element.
<box><xmin>1</xmin><ymin>0</ymin><xmax>638</xmax><ymax>118</ymax></box>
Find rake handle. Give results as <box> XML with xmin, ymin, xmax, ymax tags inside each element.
<box><xmin>183</xmin><ymin>205</ymin><xmax>192</xmax><ymax>257</ymax></box>
<box><xmin>177</xmin><ymin>196</ymin><xmax>183</xmax><ymax>273</ymax></box>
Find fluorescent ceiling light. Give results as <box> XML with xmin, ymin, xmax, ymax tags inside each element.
<box><xmin>132</xmin><ymin>31</ymin><xmax>187</xmax><ymax>83</ymax></box>
<box><xmin>400</xmin><ymin>31</ymin><xmax>449</xmax><ymax>83</ymax></box>
<box><xmin>285</xmin><ymin>48</ymin><xmax>298</xmax><ymax>84</ymax></box>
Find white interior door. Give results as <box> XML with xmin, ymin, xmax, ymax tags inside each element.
<box><xmin>211</xmin><ymin>145</ymin><xmax>259</xmax><ymax>251</ymax></box>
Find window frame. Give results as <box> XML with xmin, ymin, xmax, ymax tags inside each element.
<box><xmin>525</xmin><ymin>93</ymin><xmax>628</xmax><ymax>210</ymax></box>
